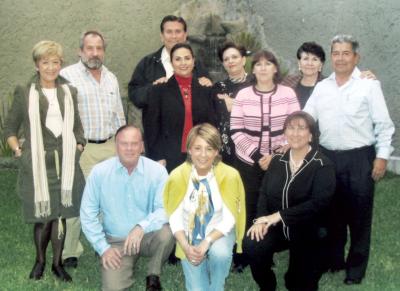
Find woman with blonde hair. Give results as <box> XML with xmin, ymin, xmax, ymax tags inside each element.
<box><xmin>4</xmin><ymin>40</ymin><xmax>85</xmax><ymax>282</ymax></box>
<box><xmin>163</xmin><ymin>123</ymin><xmax>246</xmax><ymax>290</ymax></box>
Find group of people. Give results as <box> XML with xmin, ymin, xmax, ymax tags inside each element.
<box><xmin>4</xmin><ymin>13</ymin><xmax>395</xmax><ymax>291</ymax></box>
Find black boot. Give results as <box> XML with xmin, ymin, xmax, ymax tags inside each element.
<box><xmin>51</xmin><ymin>264</ymin><xmax>72</xmax><ymax>282</ymax></box>
<box><xmin>146</xmin><ymin>275</ymin><xmax>162</xmax><ymax>291</ymax></box>
<box><xmin>29</xmin><ymin>222</ymin><xmax>51</xmax><ymax>280</ymax></box>
<box><xmin>29</xmin><ymin>261</ymin><xmax>45</xmax><ymax>280</ymax></box>
<box><xmin>50</xmin><ymin>218</ymin><xmax>72</xmax><ymax>282</ymax></box>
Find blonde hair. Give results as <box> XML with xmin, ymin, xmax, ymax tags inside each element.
<box><xmin>32</xmin><ymin>40</ymin><xmax>64</xmax><ymax>64</ymax></box>
<box><xmin>186</xmin><ymin>123</ymin><xmax>222</xmax><ymax>164</ymax></box>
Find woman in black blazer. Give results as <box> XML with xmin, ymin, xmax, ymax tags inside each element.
<box><xmin>144</xmin><ymin>43</ymin><xmax>216</xmax><ymax>173</ymax></box>
<box><xmin>244</xmin><ymin>111</ymin><xmax>335</xmax><ymax>291</ymax></box>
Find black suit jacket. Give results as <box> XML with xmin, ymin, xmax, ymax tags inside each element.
<box><xmin>144</xmin><ymin>75</ymin><xmax>216</xmax><ymax>172</ymax></box>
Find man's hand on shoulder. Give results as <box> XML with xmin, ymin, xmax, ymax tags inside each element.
<box><xmin>198</xmin><ymin>77</ymin><xmax>213</xmax><ymax>87</ymax></box>
<box><xmin>360</xmin><ymin>70</ymin><xmax>377</xmax><ymax>80</ymax></box>
<box><xmin>123</xmin><ymin>225</ymin><xmax>145</xmax><ymax>256</ymax></box>
<box><xmin>101</xmin><ymin>247</ymin><xmax>122</xmax><ymax>270</ymax></box>
<box><xmin>372</xmin><ymin>158</ymin><xmax>387</xmax><ymax>181</ymax></box>
<box><xmin>152</xmin><ymin>76</ymin><xmax>168</xmax><ymax>85</ymax></box>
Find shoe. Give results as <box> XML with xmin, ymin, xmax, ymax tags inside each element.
<box><xmin>146</xmin><ymin>275</ymin><xmax>162</xmax><ymax>291</ymax></box>
<box><xmin>344</xmin><ymin>277</ymin><xmax>362</xmax><ymax>285</ymax></box>
<box><xmin>167</xmin><ymin>255</ymin><xmax>179</xmax><ymax>265</ymax></box>
<box><xmin>51</xmin><ymin>265</ymin><xmax>72</xmax><ymax>282</ymax></box>
<box><xmin>330</xmin><ymin>266</ymin><xmax>345</xmax><ymax>273</ymax></box>
<box><xmin>231</xmin><ymin>263</ymin><xmax>245</xmax><ymax>273</ymax></box>
<box><xmin>63</xmin><ymin>257</ymin><xmax>78</xmax><ymax>268</ymax></box>
<box><xmin>329</xmin><ymin>262</ymin><xmax>345</xmax><ymax>273</ymax></box>
<box><xmin>29</xmin><ymin>261</ymin><xmax>45</xmax><ymax>280</ymax></box>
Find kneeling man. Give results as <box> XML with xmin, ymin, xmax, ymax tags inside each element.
<box><xmin>81</xmin><ymin>125</ymin><xmax>174</xmax><ymax>291</ymax></box>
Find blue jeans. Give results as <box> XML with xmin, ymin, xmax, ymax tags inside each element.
<box><xmin>181</xmin><ymin>231</ymin><xmax>235</xmax><ymax>291</ymax></box>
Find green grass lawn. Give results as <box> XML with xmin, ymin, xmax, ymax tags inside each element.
<box><xmin>0</xmin><ymin>169</ymin><xmax>399</xmax><ymax>290</ymax></box>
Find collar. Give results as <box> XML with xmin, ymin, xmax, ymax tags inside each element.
<box><xmin>161</xmin><ymin>47</ymin><xmax>170</xmax><ymax>63</ymax></box>
<box><xmin>191</xmin><ymin>164</ymin><xmax>215</xmax><ymax>180</ymax></box>
<box><xmin>175</xmin><ymin>74</ymin><xmax>193</xmax><ymax>86</ymax></box>
<box><xmin>328</xmin><ymin>66</ymin><xmax>361</xmax><ymax>81</ymax></box>
<box><xmin>116</xmin><ymin>156</ymin><xmax>144</xmax><ymax>176</ymax></box>
<box><xmin>279</xmin><ymin>146</ymin><xmax>318</xmax><ymax>163</ymax></box>
<box><xmin>77</xmin><ymin>60</ymin><xmax>105</xmax><ymax>75</ymax></box>
<box><xmin>182</xmin><ymin>161</ymin><xmax>227</xmax><ymax>186</ymax></box>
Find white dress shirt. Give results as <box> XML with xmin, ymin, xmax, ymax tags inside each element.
<box><xmin>304</xmin><ymin>67</ymin><xmax>394</xmax><ymax>159</ymax></box>
<box><xmin>161</xmin><ymin>47</ymin><xmax>174</xmax><ymax>79</ymax></box>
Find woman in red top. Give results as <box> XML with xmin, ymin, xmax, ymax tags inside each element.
<box><xmin>145</xmin><ymin>43</ymin><xmax>216</xmax><ymax>173</ymax></box>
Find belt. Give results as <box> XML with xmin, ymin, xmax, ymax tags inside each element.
<box><xmin>321</xmin><ymin>145</ymin><xmax>373</xmax><ymax>155</ymax></box>
<box><xmin>88</xmin><ymin>136</ymin><xmax>113</xmax><ymax>144</ymax></box>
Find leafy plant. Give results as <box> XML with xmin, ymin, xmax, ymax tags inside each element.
<box><xmin>229</xmin><ymin>31</ymin><xmax>262</xmax><ymax>54</ymax></box>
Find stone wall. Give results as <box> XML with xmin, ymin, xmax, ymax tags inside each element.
<box><xmin>1</xmin><ymin>0</ymin><xmax>398</xmax><ymax>160</ymax></box>
<box><xmin>0</xmin><ymin>0</ymin><xmax>181</xmax><ymax>104</ymax></box>
<box><xmin>249</xmin><ymin>0</ymin><xmax>400</xmax><ymax>158</ymax></box>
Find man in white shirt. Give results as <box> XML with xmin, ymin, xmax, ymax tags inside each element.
<box><xmin>60</xmin><ymin>30</ymin><xmax>126</xmax><ymax>268</ymax></box>
<box><xmin>304</xmin><ymin>34</ymin><xmax>394</xmax><ymax>285</ymax></box>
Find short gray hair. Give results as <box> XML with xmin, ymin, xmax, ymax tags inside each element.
<box><xmin>331</xmin><ymin>34</ymin><xmax>359</xmax><ymax>54</ymax></box>
<box><xmin>79</xmin><ymin>30</ymin><xmax>107</xmax><ymax>50</ymax></box>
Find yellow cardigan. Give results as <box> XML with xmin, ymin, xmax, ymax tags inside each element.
<box><xmin>163</xmin><ymin>162</ymin><xmax>246</xmax><ymax>259</ymax></box>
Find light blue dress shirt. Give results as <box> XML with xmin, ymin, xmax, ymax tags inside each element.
<box><xmin>80</xmin><ymin>156</ymin><xmax>169</xmax><ymax>255</ymax></box>
<box><xmin>304</xmin><ymin>67</ymin><xmax>394</xmax><ymax>159</ymax></box>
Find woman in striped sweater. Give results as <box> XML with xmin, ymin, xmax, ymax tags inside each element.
<box><xmin>230</xmin><ymin>50</ymin><xmax>300</xmax><ymax>236</ymax></box>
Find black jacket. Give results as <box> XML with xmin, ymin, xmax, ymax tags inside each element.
<box><xmin>144</xmin><ymin>75</ymin><xmax>216</xmax><ymax>173</ymax></box>
<box><xmin>257</xmin><ymin>147</ymin><xmax>335</xmax><ymax>241</ymax></box>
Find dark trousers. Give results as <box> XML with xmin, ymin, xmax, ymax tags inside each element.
<box><xmin>233</xmin><ymin>158</ymin><xmax>265</xmax><ymax>266</ymax></box>
<box><xmin>243</xmin><ymin>225</ymin><xmax>321</xmax><ymax>291</ymax></box>
<box><xmin>321</xmin><ymin>145</ymin><xmax>375</xmax><ymax>280</ymax></box>
<box><xmin>234</xmin><ymin>158</ymin><xmax>265</xmax><ymax>230</ymax></box>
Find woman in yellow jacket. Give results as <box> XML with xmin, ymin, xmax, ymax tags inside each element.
<box><xmin>164</xmin><ymin>123</ymin><xmax>246</xmax><ymax>291</ymax></box>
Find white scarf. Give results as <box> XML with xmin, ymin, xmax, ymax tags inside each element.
<box><xmin>29</xmin><ymin>83</ymin><xmax>76</xmax><ymax>218</ymax></box>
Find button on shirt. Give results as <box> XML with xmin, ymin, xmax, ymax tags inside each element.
<box><xmin>60</xmin><ymin>61</ymin><xmax>126</xmax><ymax>140</ymax></box>
<box><xmin>304</xmin><ymin>67</ymin><xmax>394</xmax><ymax>159</ymax></box>
<box><xmin>80</xmin><ymin>156</ymin><xmax>169</xmax><ymax>255</ymax></box>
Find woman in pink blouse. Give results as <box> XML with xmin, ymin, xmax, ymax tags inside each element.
<box><xmin>230</xmin><ymin>50</ymin><xmax>300</xmax><ymax>249</ymax></box>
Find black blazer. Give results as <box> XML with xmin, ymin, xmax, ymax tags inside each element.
<box><xmin>144</xmin><ymin>75</ymin><xmax>216</xmax><ymax>173</ymax></box>
<box><xmin>257</xmin><ymin>147</ymin><xmax>335</xmax><ymax>241</ymax></box>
